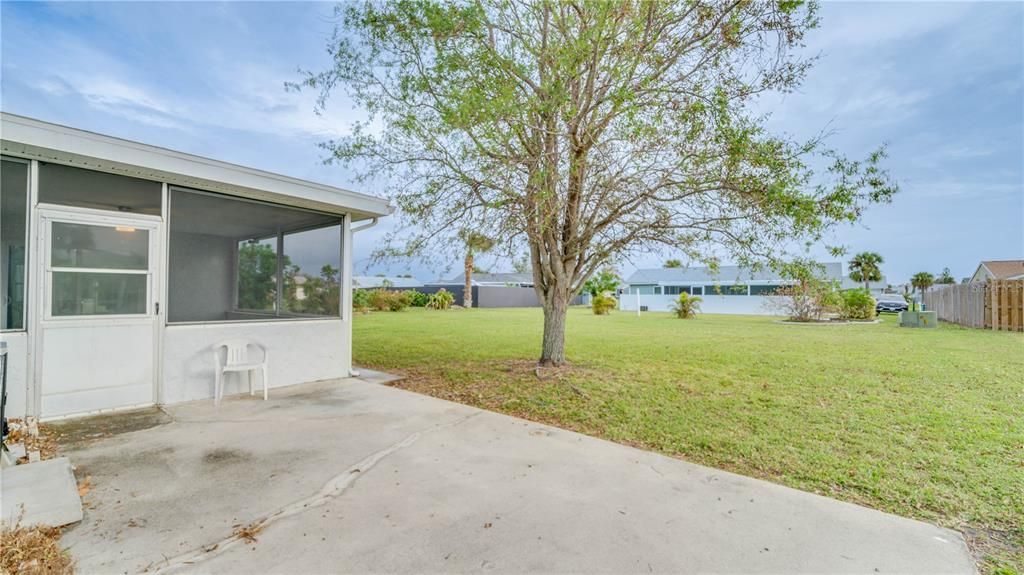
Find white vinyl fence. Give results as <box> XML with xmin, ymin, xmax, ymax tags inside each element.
<box><xmin>619</xmin><ymin>293</ymin><xmax>784</xmax><ymax>315</ymax></box>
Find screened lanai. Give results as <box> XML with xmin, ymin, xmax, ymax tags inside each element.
<box><xmin>167</xmin><ymin>188</ymin><xmax>343</xmax><ymax>323</ymax></box>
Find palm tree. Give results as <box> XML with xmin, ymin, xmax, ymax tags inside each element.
<box><xmin>848</xmin><ymin>252</ymin><xmax>884</xmax><ymax>291</ymax></box>
<box><xmin>459</xmin><ymin>230</ymin><xmax>494</xmax><ymax>308</ymax></box>
<box><xmin>911</xmin><ymin>271</ymin><xmax>935</xmax><ymax>294</ymax></box>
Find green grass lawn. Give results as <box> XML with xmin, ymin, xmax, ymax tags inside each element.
<box><xmin>354</xmin><ymin>307</ymin><xmax>1024</xmax><ymax>572</ymax></box>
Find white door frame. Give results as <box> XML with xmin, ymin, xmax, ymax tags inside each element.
<box><xmin>32</xmin><ymin>203</ymin><xmax>163</xmax><ymax>418</ymax></box>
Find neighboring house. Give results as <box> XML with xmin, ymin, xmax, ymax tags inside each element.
<box><xmin>620</xmin><ymin>262</ymin><xmax>845</xmax><ymax>314</ymax></box>
<box><xmin>0</xmin><ymin>113</ymin><xmax>391</xmax><ymax>420</ymax></box>
<box><xmin>352</xmin><ymin>275</ymin><xmax>424</xmax><ymax>289</ymax></box>
<box><xmin>968</xmin><ymin>260</ymin><xmax>1024</xmax><ymax>283</ymax></box>
<box><xmin>425</xmin><ymin>271</ymin><xmax>541</xmax><ymax>307</ymax></box>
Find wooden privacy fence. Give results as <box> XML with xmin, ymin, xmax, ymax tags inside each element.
<box><xmin>923</xmin><ymin>280</ymin><xmax>1024</xmax><ymax>331</ymax></box>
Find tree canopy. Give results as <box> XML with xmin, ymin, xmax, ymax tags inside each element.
<box><xmin>294</xmin><ymin>0</ymin><xmax>898</xmax><ymax>364</ymax></box>
<box><xmin>582</xmin><ymin>267</ymin><xmax>620</xmax><ymax>297</ymax></box>
<box><xmin>936</xmin><ymin>267</ymin><xmax>956</xmax><ymax>285</ymax></box>
<box><xmin>848</xmin><ymin>252</ymin><xmax>884</xmax><ymax>290</ymax></box>
<box><xmin>911</xmin><ymin>271</ymin><xmax>935</xmax><ymax>294</ymax></box>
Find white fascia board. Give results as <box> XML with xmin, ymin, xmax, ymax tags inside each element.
<box><xmin>0</xmin><ymin>113</ymin><xmax>392</xmax><ymax>220</ymax></box>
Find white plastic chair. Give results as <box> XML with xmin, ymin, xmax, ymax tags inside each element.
<box><xmin>213</xmin><ymin>339</ymin><xmax>269</xmax><ymax>406</ymax></box>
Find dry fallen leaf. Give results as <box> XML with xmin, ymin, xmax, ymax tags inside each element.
<box><xmin>234</xmin><ymin>522</ymin><xmax>264</xmax><ymax>543</ymax></box>
<box><xmin>78</xmin><ymin>476</ymin><xmax>92</xmax><ymax>497</ymax></box>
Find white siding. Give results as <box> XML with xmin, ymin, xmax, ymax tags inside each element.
<box><xmin>619</xmin><ymin>293</ymin><xmax>785</xmax><ymax>315</ymax></box>
<box><xmin>161</xmin><ymin>319</ymin><xmax>351</xmax><ymax>404</ymax></box>
<box><xmin>1</xmin><ymin>331</ymin><xmax>29</xmax><ymax>418</ymax></box>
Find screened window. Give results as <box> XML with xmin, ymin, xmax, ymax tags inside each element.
<box><xmin>749</xmin><ymin>284</ymin><xmax>784</xmax><ymax>296</ymax></box>
<box><xmin>39</xmin><ymin>163</ymin><xmax>162</xmax><ymax>215</ymax></box>
<box><xmin>283</xmin><ymin>226</ymin><xmax>341</xmax><ymax>316</ymax></box>
<box><xmin>663</xmin><ymin>285</ymin><xmax>700</xmax><ymax>296</ymax></box>
<box><xmin>2</xmin><ymin>158</ymin><xmax>29</xmax><ymax>330</ymax></box>
<box><xmin>168</xmin><ymin>188</ymin><xmax>342</xmax><ymax>323</ymax></box>
<box><xmin>711</xmin><ymin>284</ymin><xmax>749</xmax><ymax>296</ymax></box>
<box><xmin>49</xmin><ymin>222</ymin><xmax>150</xmax><ymax>316</ymax></box>
<box><xmin>237</xmin><ymin>237</ymin><xmax>278</xmax><ymax>312</ymax></box>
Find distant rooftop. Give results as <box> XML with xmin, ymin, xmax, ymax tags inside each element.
<box><xmin>981</xmin><ymin>260</ymin><xmax>1024</xmax><ymax>280</ymax></box>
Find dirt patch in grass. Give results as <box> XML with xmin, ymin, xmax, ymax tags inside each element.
<box><xmin>0</xmin><ymin>522</ymin><xmax>74</xmax><ymax>574</ymax></box>
<box><xmin>382</xmin><ymin>360</ymin><xmax>613</xmax><ymax>436</ymax></box>
<box><xmin>962</xmin><ymin>526</ymin><xmax>1024</xmax><ymax>575</ymax></box>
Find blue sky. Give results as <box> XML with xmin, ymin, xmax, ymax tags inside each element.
<box><xmin>2</xmin><ymin>1</ymin><xmax>1021</xmax><ymax>284</ymax></box>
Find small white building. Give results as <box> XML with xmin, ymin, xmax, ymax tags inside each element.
<box><xmin>1</xmin><ymin>113</ymin><xmax>391</xmax><ymax>420</ymax></box>
<box><xmin>619</xmin><ymin>262</ymin><xmax>845</xmax><ymax>314</ymax></box>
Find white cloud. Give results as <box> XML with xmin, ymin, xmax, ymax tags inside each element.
<box><xmin>812</xmin><ymin>2</ymin><xmax>969</xmax><ymax>48</ymax></box>
<box><xmin>835</xmin><ymin>87</ymin><xmax>929</xmax><ymax>119</ymax></box>
<box><xmin>900</xmin><ymin>180</ymin><xmax>1021</xmax><ymax>200</ymax></box>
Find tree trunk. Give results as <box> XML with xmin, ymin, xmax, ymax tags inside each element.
<box><xmin>463</xmin><ymin>252</ymin><xmax>473</xmax><ymax>308</ymax></box>
<box><xmin>864</xmin><ymin>280</ymin><xmax>869</xmax><ymax>292</ymax></box>
<box><xmin>539</xmin><ymin>294</ymin><xmax>569</xmax><ymax>366</ymax></box>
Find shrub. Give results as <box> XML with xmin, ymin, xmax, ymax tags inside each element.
<box><xmin>388</xmin><ymin>290</ymin><xmax>413</xmax><ymax>311</ymax></box>
<box><xmin>426</xmin><ymin>289</ymin><xmax>455</xmax><ymax>310</ymax></box>
<box><xmin>591</xmin><ymin>293</ymin><xmax>617</xmax><ymax>315</ymax></box>
<box><xmin>769</xmin><ymin>279</ymin><xmax>839</xmax><ymax>322</ymax></box>
<box><xmin>669</xmin><ymin>292</ymin><xmax>702</xmax><ymax>319</ymax></box>
<box><xmin>368</xmin><ymin>289</ymin><xmax>412</xmax><ymax>312</ymax></box>
<box><xmin>352</xmin><ymin>288</ymin><xmax>371</xmax><ymax>312</ymax></box>
<box><xmin>368</xmin><ymin>289</ymin><xmax>392</xmax><ymax>311</ymax></box>
<box><xmin>840</xmin><ymin>289</ymin><xmax>876</xmax><ymax>320</ymax></box>
<box><xmin>406</xmin><ymin>290</ymin><xmax>429</xmax><ymax>307</ymax></box>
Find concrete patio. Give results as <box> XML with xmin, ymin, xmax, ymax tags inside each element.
<box><xmin>57</xmin><ymin>376</ymin><xmax>974</xmax><ymax>574</ymax></box>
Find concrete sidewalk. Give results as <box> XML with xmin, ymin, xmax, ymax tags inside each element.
<box><xmin>59</xmin><ymin>377</ymin><xmax>974</xmax><ymax>574</ymax></box>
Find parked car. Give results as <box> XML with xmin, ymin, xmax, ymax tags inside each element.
<box><xmin>876</xmin><ymin>294</ymin><xmax>908</xmax><ymax>313</ymax></box>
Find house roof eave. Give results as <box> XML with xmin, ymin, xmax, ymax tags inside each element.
<box><xmin>0</xmin><ymin>112</ymin><xmax>392</xmax><ymax>220</ymax></box>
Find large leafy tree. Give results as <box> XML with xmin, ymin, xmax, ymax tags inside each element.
<box><xmin>848</xmin><ymin>252</ymin><xmax>884</xmax><ymax>291</ymax></box>
<box><xmin>295</xmin><ymin>0</ymin><xmax>897</xmax><ymax>365</ymax></box>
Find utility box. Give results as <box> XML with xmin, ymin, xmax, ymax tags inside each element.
<box><xmin>899</xmin><ymin>310</ymin><xmax>938</xmax><ymax>328</ymax></box>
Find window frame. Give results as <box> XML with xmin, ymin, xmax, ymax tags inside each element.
<box><xmin>1</xmin><ymin>156</ymin><xmax>31</xmax><ymax>332</ymax></box>
<box><xmin>39</xmin><ymin>205</ymin><xmax>160</xmax><ymax>322</ymax></box>
<box><xmin>166</xmin><ymin>187</ymin><xmax>345</xmax><ymax>325</ymax></box>
<box><xmin>710</xmin><ymin>283</ymin><xmax>750</xmax><ymax>296</ymax></box>
<box><xmin>749</xmin><ymin>283</ymin><xmax>786</xmax><ymax>296</ymax></box>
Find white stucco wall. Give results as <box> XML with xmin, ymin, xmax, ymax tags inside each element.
<box><xmin>161</xmin><ymin>319</ymin><xmax>351</xmax><ymax>404</ymax></box>
<box><xmin>619</xmin><ymin>294</ymin><xmax>786</xmax><ymax>315</ymax></box>
<box><xmin>1</xmin><ymin>331</ymin><xmax>29</xmax><ymax>419</ymax></box>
